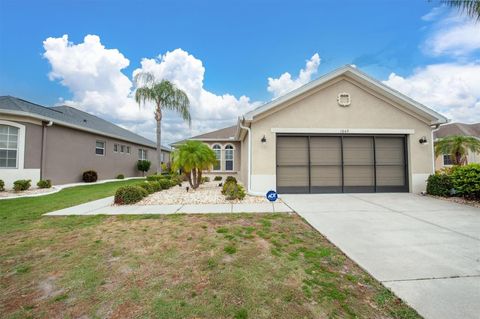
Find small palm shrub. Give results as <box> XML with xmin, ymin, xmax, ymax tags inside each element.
<box><xmin>114</xmin><ymin>186</ymin><xmax>148</xmax><ymax>205</ymax></box>
<box><xmin>451</xmin><ymin>163</ymin><xmax>480</xmax><ymax>199</ymax></box>
<box><xmin>426</xmin><ymin>174</ymin><xmax>453</xmax><ymax>196</ymax></box>
<box><xmin>37</xmin><ymin>179</ymin><xmax>52</xmax><ymax>189</ymax></box>
<box><xmin>13</xmin><ymin>179</ymin><xmax>31</xmax><ymax>192</ymax></box>
<box><xmin>116</xmin><ymin>174</ymin><xmax>125</xmax><ymax>179</ymax></box>
<box><xmin>83</xmin><ymin>170</ymin><xmax>98</xmax><ymax>183</ymax></box>
<box><xmin>214</xmin><ymin>176</ymin><xmax>222</xmax><ymax>181</ymax></box>
<box><xmin>0</xmin><ymin>179</ymin><xmax>4</xmax><ymax>191</ymax></box>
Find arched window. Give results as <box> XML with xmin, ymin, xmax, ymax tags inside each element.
<box><xmin>225</xmin><ymin>144</ymin><xmax>234</xmax><ymax>171</ymax></box>
<box><xmin>212</xmin><ymin>144</ymin><xmax>221</xmax><ymax>171</ymax></box>
<box><xmin>0</xmin><ymin>124</ymin><xmax>19</xmax><ymax>168</ymax></box>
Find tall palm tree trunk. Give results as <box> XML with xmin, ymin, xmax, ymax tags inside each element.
<box><xmin>155</xmin><ymin>108</ymin><xmax>163</xmax><ymax>175</ymax></box>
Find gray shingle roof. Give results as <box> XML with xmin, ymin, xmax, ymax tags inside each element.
<box><xmin>434</xmin><ymin>122</ymin><xmax>480</xmax><ymax>139</ymax></box>
<box><xmin>0</xmin><ymin>96</ymin><xmax>170</xmax><ymax>151</ymax></box>
<box><xmin>171</xmin><ymin>124</ymin><xmax>238</xmax><ymax>146</ymax></box>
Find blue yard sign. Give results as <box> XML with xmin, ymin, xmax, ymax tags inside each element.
<box><xmin>266</xmin><ymin>190</ymin><xmax>278</xmax><ymax>202</ymax></box>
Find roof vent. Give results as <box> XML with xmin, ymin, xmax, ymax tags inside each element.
<box><xmin>83</xmin><ymin>119</ymin><xmax>87</xmax><ymax>123</ymax></box>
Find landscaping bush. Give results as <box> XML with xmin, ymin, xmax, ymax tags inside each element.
<box><xmin>213</xmin><ymin>176</ymin><xmax>222</xmax><ymax>181</ymax></box>
<box><xmin>225</xmin><ymin>176</ymin><xmax>237</xmax><ymax>184</ymax></box>
<box><xmin>116</xmin><ymin>174</ymin><xmax>125</xmax><ymax>179</ymax></box>
<box><xmin>137</xmin><ymin>160</ymin><xmax>151</xmax><ymax>175</ymax></box>
<box><xmin>426</xmin><ymin>174</ymin><xmax>453</xmax><ymax>197</ymax></box>
<box><xmin>170</xmin><ymin>175</ymin><xmax>183</xmax><ymax>186</ymax></box>
<box><xmin>82</xmin><ymin>170</ymin><xmax>98</xmax><ymax>183</ymax></box>
<box><xmin>146</xmin><ymin>174</ymin><xmax>169</xmax><ymax>182</ymax></box>
<box><xmin>149</xmin><ymin>181</ymin><xmax>162</xmax><ymax>192</ymax></box>
<box><xmin>0</xmin><ymin>179</ymin><xmax>4</xmax><ymax>191</ymax></box>
<box><xmin>13</xmin><ymin>179</ymin><xmax>31</xmax><ymax>192</ymax></box>
<box><xmin>224</xmin><ymin>182</ymin><xmax>246</xmax><ymax>200</ymax></box>
<box><xmin>222</xmin><ymin>180</ymin><xmax>237</xmax><ymax>195</ymax></box>
<box><xmin>138</xmin><ymin>182</ymin><xmax>155</xmax><ymax>194</ymax></box>
<box><xmin>114</xmin><ymin>185</ymin><xmax>148</xmax><ymax>205</ymax></box>
<box><xmin>201</xmin><ymin>176</ymin><xmax>210</xmax><ymax>183</ymax></box>
<box><xmin>36</xmin><ymin>179</ymin><xmax>52</xmax><ymax>189</ymax></box>
<box><xmin>451</xmin><ymin>163</ymin><xmax>480</xmax><ymax>199</ymax></box>
<box><xmin>158</xmin><ymin>178</ymin><xmax>172</xmax><ymax>190</ymax></box>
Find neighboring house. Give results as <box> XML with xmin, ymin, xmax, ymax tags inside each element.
<box><xmin>0</xmin><ymin>96</ymin><xmax>170</xmax><ymax>188</ymax></box>
<box><xmin>174</xmin><ymin>65</ymin><xmax>448</xmax><ymax>194</ymax></box>
<box><xmin>433</xmin><ymin>122</ymin><xmax>480</xmax><ymax>170</ymax></box>
<box><xmin>171</xmin><ymin>125</ymin><xmax>241</xmax><ymax>176</ymax></box>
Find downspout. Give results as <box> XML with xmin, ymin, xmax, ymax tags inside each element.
<box><xmin>238</xmin><ymin>118</ymin><xmax>252</xmax><ymax>194</ymax></box>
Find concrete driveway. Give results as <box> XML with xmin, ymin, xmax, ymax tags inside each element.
<box><xmin>282</xmin><ymin>193</ymin><xmax>480</xmax><ymax>319</ymax></box>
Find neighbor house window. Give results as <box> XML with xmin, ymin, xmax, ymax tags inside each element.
<box><xmin>161</xmin><ymin>152</ymin><xmax>165</xmax><ymax>163</ymax></box>
<box><xmin>113</xmin><ymin>144</ymin><xmax>118</xmax><ymax>152</ymax></box>
<box><xmin>120</xmin><ymin>145</ymin><xmax>125</xmax><ymax>153</ymax></box>
<box><xmin>0</xmin><ymin>124</ymin><xmax>19</xmax><ymax>168</ymax></box>
<box><xmin>139</xmin><ymin>149</ymin><xmax>147</xmax><ymax>160</ymax></box>
<box><xmin>212</xmin><ymin>144</ymin><xmax>221</xmax><ymax>171</ymax></box>
<box><xmin>225</xmin><ymin>144</ymin><xmax>234</xmax><ymax>171</ymax></box>
<box><xmin>443</xmin><ymin>154</ymin><xmax>453</xmax><ymax>166</ymax></box>
<box><xmin>126</xmin><ymin>146</ymin><xmax>131</xmax><ymax>154</ymax></box>
<box><xmin>96</xmin><ymin>140</ymin><xmax>105</xmax><ymax>156</ymax></box>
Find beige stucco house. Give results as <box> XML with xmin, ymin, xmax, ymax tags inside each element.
<box><xmin>175</xmin><ymin>65</ymin><xmax>448</xmax><ymax>194</ymax></box>
<box><xmin>433</xmin><ymin>122</ymin><xmax>480</xmax><ymax>170</ymax></box>
<box><xmin>0</xmin><ymin>96</ymin><xmax>170</xmax><ymax>188</ymax></box>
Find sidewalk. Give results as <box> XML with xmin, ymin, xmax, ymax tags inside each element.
<box><xmin>44</xmin><ymin>196</ymin><xmax>293</xmax><ymax>216</ymax></box>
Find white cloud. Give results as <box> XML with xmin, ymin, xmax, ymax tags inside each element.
<box><xmin>43</xmin><ymin>36</ymin><xmax>259</xmax><ymax>145</ymax></box>
<box><xmin>422</xmin><ymin>11</ymin><xmax>480</xmax><ymax>57</ymax></box>
<box><xmin>384</xmin><ymin>63</ymin><xmax>480</xmax><ymax>122</ymax></box>
<box><xmin>267</xmin><ymin>53</ymin><xmax>320</xmax><ymax>99</ymax></box>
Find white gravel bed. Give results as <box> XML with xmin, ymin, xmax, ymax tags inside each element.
<box><xmin>0</xmin><ymin>187</ymin><xmax>57</xmax><ymax>198</ymax></box>
<box><xmin>138</xmin><ymin>181</ymin><xmax>271</xmax><ymax>205</ymax></box>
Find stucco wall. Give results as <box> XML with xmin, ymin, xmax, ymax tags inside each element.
<box><xmin>43</xmin><ymin>124</ymin><xmax>160</xmax><ymax>185</ymax></box>
<box><xmin>249</xmin><ymin>77</ymin><xmax>435</xmax><ymax>193</ymax></box>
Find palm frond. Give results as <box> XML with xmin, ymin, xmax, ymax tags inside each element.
<box><xmin>442</xmin><ymin>0</ymin><xmax>480</xmax><ymax>21</ymax></box>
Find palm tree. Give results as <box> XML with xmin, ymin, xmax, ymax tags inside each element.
<box><xmin>172</xmin><ymin>141</ymin><xmax>217</xmax><ymax>189</ymax></box>
<box><xmin>135</xmin><ymin>72</ymin><xmax>191</xmax><ymax>174</ymax></box>
<box><xmin>435</xmin><ymin>135</ymin><xmax>480</xmax><ymax>165</ymax></box>
<box><xmin>442</xmin><ymin>0</ymin><xmax>480</xmax><ymax>20</ymax></box>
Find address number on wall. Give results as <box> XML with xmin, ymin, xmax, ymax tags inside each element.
<box><xmin>339</xmin><ymin>129</ymin><xmax>350</xmax><ymax>133</ymax></box>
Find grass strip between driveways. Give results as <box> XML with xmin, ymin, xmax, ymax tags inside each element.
<box><xmin>0</xmin><ymin>179</ymin><xmax>143</xmax><ymax>234</ymax></box>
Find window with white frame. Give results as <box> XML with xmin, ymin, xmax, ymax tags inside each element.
<box><xmin>120</xmin><ymin>145</ymin><xmax>125</xmax><ymax>153</ymax></box>
<box><xmin>139</xmin><ymin>148</ymin><xmax>148</xmax><ymax>160</ymax></box>
<box><xmin>113</xmin><ymin>144</ymin><xmax>118</xmax><ymax>152</ymax></box>
<box><xmin>443</xmin><ymin>154</ymin><xmax>453</xmax><ymax>165</ymax></box>
<box><xmin>126</xmin><ymin>146</ymin><xmax>131</xmax><ymax>154</ymax></box>
<box><xmin>96</xmin><ymin>140</ymin><xmax>105</xmax><ymax>156</ymax></box>
<box><xmin>212</xmin><ymin>144</ymin><xmax>221</xmax><ymax>170</ymax></box>
<box><xmin>225</xmin><ymin>144</ymin><xmax>234</xmax><ymax>171</ymax></box>
<box><xmin>0</xmin><ymin>125</ymin><xmax>19</xmax><ymax>168</ymax></box>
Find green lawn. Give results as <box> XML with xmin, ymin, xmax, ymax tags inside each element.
<box><xmin>0</xmin><ymin>182</ymin><xmax>421</xmax><ymax>319</ymax></box>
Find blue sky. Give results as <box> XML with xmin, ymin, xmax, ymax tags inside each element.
<box><xmin>1</xmin><ymin>0</ymin><xmax>479</xmax><ymax>144</ymax></box>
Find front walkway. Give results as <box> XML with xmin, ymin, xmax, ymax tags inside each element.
<box><xmin>282</xmin><ymin>193</ymin><xmax>480</xmax><ymax>319</ymax></box>
<box><xmin>44</xmin><ymin>196</ymin><xmax>292</xmax><ymax>216</ymax></box>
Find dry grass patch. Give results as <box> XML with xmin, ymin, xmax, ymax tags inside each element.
<box><xmin>0</xmin><ymin>213</ymin><xmax>420</xmax><ymax>319</ymax></box>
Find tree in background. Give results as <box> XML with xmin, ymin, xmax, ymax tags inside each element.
<box><xmin>435</xmin><ymin>135</ymin><xmax>480</xmax><ymax>165</ymax></box>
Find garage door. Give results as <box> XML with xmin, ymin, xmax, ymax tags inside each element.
<box><xmin>276</xmin><ymin>135</ymin><xmax>408</xmax><ymax>193</ymax></box>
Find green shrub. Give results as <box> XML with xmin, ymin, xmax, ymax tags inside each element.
<box><xmin>170</xmin><ymin>175</ymin><xmax>183</xmax><ymax>186</ymax></box>
<box><xmin>13</xmin><ymin>179</ymin><xmax>31</xmax><ymax>192</ymax></box>
<box><xmin>158</xmin><ymin>178</ymin><xmax>172</xmax><ymax>190</ymax></box>
<box><xmin>138</xmin><ymin>182</ymin><xmax>155</xmax><ymax>194</ymax></box>
<box><xmin>0</xmin><ymin>179</ymin><xmax>4</xmax><ymax>191</ymax></box>
<box><xmin>201</xmin><ymin>176</ymin><xmax>210</xmax><ymax>183</ymax></box>
<box><xmin>225</xmin><ymin>176</ymin><xmax>237</xmax><ymax>184</ymax></box>
<box><xmin>137</xmin><ymin>160</ymin><xmax>151</xmax><ymax>175</ymax></box>
<box><xmin>222</xmin><ymin>180</ymin><xmax>236</xmax><ymax>195</ymax></box>
<box><xmin>213</xmin><ymin>176</ymin><xmax>222</xmax><ymax>181</ymax></box>
<box><xmin>82</xmin><ymin>170</ymin><xmax>98</xmax><ymax>183</ymax></box>
<box><xmin>116</xmin><ymin>174</ymin><xmax>125</xmax><ymax>179</ymax></box>
<box><xmin>149</xmin><ymin>181</ymin><xmax>162</xmax><ymax>192</ymax></box>
<box><xmin>146</xmin><ymin>174</ymin><xmax>168</xmax><ymax>182</ymax></box>
<box><xmin>426</xmin><ymin>174</ymin><xmax>453</xmax><ymax>196</ymax></box>
<box><xmin>114</xmin><ymin>185</ymin><xmax>148</xmax><ymax>205</ymax></box>
<box><xmin>36</xmin><ymin>179</ymin><xmax>52</xmax><ymax>189</ymax></box>
<box><xmin>224</xmin><ymin>183</ymin><xmax>246</xmax><ymax>200</ymax></box>
<box><xmin>451</xmin><ymin>163</ymin><xmax>480</xmax><ymax>199</ymax></box>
